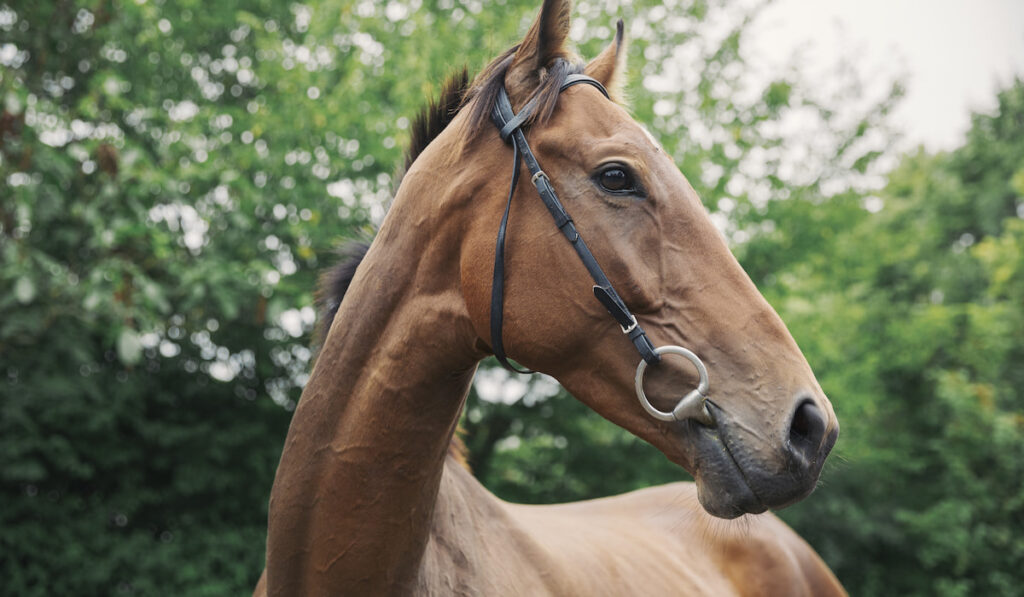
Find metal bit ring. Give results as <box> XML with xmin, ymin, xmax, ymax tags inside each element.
<box><xmin>634</xmin><ymin>345</ymin><xmax>712</xmax><ymax>425</ymax></box>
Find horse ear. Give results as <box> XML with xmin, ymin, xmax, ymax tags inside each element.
<box><xmin>505</xmin><ymin>0</ymin><xmax>573</xmax><ymax>105</ymax></box>
<box><xmin>584</xmin><ymin>19</ymin><xmax>627</xmax><ymax>100</ymax></box>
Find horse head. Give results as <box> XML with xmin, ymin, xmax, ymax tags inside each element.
<box><xmin>407</xmin><ymin>0</ymin><xmax>839</xmax><ymax>519</ymax></box>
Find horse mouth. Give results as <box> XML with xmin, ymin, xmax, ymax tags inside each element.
<box><xmin>689</xmin><ymin>421</ymin><xmax>768</xmax><ymax>519</ymax></box>
<box><xmin>685</xmin><ymin>398</ymin><xmax>838</xmax><ymax>519</ymax></box>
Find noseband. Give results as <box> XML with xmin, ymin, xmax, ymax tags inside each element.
<box><xmin>488</xmin><ymin>69</ymin><xmax>713</xmax><ymax>426</ymax></box>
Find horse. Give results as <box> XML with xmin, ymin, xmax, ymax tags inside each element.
<box><xmin>256</xmin><ymin>1</ymin><xmax>843</xmax><ymax>594</ymax></box>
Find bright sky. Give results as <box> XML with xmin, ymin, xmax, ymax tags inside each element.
<box><xmin>747</xmin><ymin>0</ymin><xmax>1024</xmax><ymax>151</ymax></box>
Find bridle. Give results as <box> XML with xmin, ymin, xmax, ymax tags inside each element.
<box><xmin>488</xmin><ymin>68</ymin><xmax>714</xmax><ymax>426</ymax></box>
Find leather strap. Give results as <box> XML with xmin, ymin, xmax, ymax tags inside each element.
<box><xmin>490</xmin><ymin>139</ymin><xmax>532</xmax><ymax>373</ymax></box>
<box><xmin>488</xmin><ymin>70</ymin><xmax>661</xmax><ymax>372</ymax></box>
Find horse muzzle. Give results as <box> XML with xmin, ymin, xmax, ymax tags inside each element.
<box><xmin>688</xmin><ymin>397</ymin><xmax>839</xmax><ymax>519</ymax></box>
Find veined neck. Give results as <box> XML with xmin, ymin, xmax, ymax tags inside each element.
<box><xmin>265</xmin><ymin>176</ymin><xmax>482</xmax><ymax>595</ymax></box>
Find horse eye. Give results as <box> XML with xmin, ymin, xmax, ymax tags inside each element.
<box><xmin>598</xmin><ymin>167</ymin><xmax>635</xmax><ymax>193</ymax></box>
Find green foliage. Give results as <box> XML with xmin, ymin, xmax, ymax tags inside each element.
<box><xmin>2</xmin><ymin>0</ymin><xmax>1021</xmax><ymax>595</ymax></box>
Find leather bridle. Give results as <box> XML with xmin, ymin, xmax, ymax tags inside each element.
<box><xmin>487</xmin><ymin>68</ymin><xmax>714</xmax><ymax>426</ymax></box>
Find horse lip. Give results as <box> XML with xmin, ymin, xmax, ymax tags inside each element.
<box><xmin>689</xmin><ymin>419</ymin><xmax>767</xmax><ymax>519</ymax></box>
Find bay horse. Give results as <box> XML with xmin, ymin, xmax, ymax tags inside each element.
<box><xmin>257</xmin><ymin>1</ymin><xmax>843</xmax><ymax>594</ymax></box>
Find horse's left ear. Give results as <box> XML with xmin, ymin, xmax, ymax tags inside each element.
<box><xmin>505</xmin><ymin>0</ymin><xmax>573</xmax><ymax>106</ymax></box>
<box><xmin>584</xmin><ymin>19</ymin><xmax>627</xmax><ymax>100</ymax></box>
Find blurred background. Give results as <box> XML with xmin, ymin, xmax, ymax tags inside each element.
<box><xmin>1</xmin><ymin>0</ymin><xmax>1022</xmax><ymax>595</ymax></box>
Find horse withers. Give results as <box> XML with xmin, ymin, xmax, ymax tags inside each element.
<box><xmin>257</xmin><ymin>1</ymin><xmax>843</xmax><ymax>594</ymax></box>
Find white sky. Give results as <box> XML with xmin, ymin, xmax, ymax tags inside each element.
<box><xmin>747</xmin><ymin>0</ymin><xmax>1024</xmax><ymax>151</ymax></box>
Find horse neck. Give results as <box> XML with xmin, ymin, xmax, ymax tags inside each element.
<box><xmin>266</xmin><ymin>175</ymin><xmax>484</xmax><ymax>594</ymax></box>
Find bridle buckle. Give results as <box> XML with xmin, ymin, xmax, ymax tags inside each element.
<box><xmin>620</xmin><ymin>314</ymin><xmax>638</xmax><ymax>334</ymax></box>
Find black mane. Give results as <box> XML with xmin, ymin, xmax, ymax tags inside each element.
<box><xmin>314</xmin><ymin>241</ymin><xmax>370</xmax><ymax>345</ymax></box>
<box><xmin>402</xmin><ymin>67</ymin><xmax>470</xmax><ymax>175</ymax></box>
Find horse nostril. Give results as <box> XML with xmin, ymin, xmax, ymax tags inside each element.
<box><xmin>788</xmin><ymin>400</ymin><xmax>827</xmax><ymax>458</ymax></box>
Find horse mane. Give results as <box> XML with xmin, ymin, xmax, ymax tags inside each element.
<box><xmin>398</xmin><ymin>50</ymin><xmax>586</xmax><ymax>180</ymax></box>
<box><xmin>314</xmin><ymin>241</ymin><xmax>371</xmax><ymax>346</ymax></box>
<box><xmin>402</xmin><ymin>68</ymin><xmax>470</xmax><ymax>175</ymax></box>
